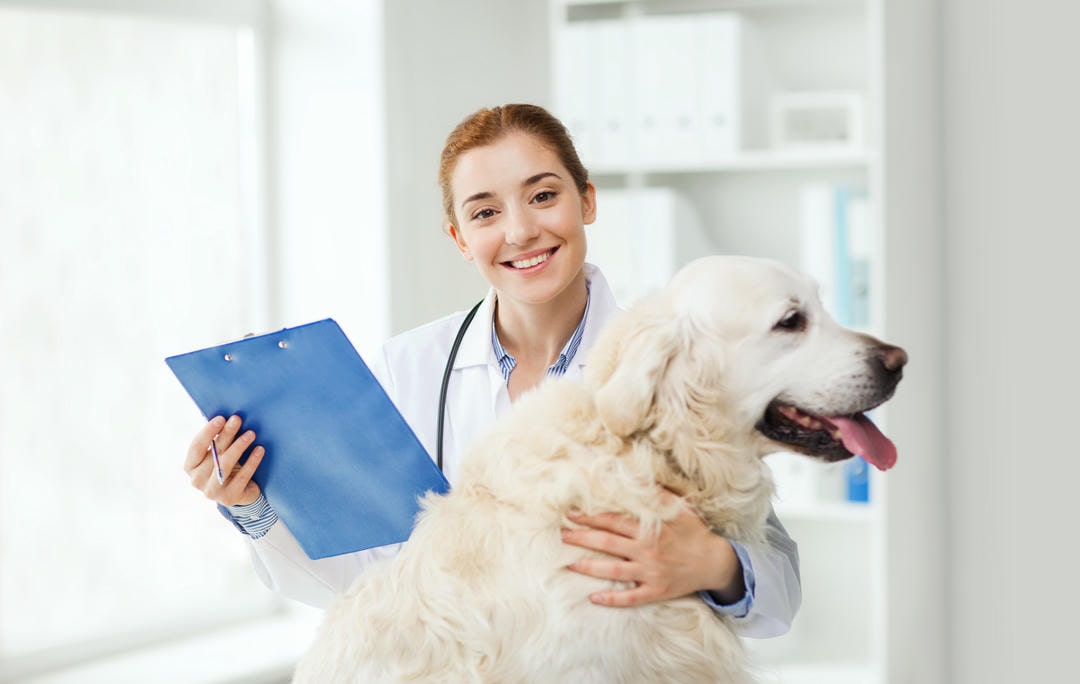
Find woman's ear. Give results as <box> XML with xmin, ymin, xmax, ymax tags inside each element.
<box><xmin>581</xmin><ymin>181</ymin><xmax>597</xmax><ymax>226</ymax></box>
<box><xmin>447</xmin><ymin>223</ymin><xmax>473</xmax><ymax>261</ymax></box>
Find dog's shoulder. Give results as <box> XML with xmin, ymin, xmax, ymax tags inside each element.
<box><xmin>457</xmin><ymin>377</ymin><xmax>612</xmax><ymax>499</ymax></box>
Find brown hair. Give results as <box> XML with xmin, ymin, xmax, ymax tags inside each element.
<box><xmin>438</xmin><ymin>104</ymin><xmax>589</xmax><ymax>226</ymax></box>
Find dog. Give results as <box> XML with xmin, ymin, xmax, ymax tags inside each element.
<box><xmin>293</xmin><ymin>255</ymin><xmax>907</xmax><ymax>683</ymax></box>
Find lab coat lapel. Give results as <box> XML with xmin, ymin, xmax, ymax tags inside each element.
<box><xmin>567</xmin><ymin>263</ymin><xmax>623</xmax><ymax>381</ymax></box>
<box><xmin>440</xmin><ymin>291</ymin><xmax>501</xmax><ymax>483</ymax></box>
<box><xmin>443</xmin><ymin>267</ymin><xmax>621</xmax><ymax>476</ymax></box>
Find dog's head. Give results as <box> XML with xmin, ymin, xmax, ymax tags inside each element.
<box><xmin>586</xmin><ymin>255</ymin><xmax>906</xmax><ymax>472</ymax></box>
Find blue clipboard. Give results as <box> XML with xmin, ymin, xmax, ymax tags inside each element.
<box><xmin>165</xmin><ymin>319</ymin><xmax>450</xmax><ymax>560</ymax></box>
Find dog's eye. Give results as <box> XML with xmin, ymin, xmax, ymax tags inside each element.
<box><xmin>774</xmin><ymin>310</ymin><xmax>806</xmax><ymax>332</ymax></box>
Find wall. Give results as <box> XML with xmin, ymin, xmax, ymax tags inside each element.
<box><xmin>879</xmin><ymin>0</ymin><xmax>948</xmax><ymax>681</ymax></box>
<box><xmin>382</xmin><ymin>0</ymin><xmax>551</xmax><ymax>334</ymax></box>
<box><xmin>269</xmin><ymin>0</ymin><xmax>389</xmax><ymax>357</ymax></box>
<box><xmin>943</xmin><ymin>1</ymin><xmax>1080</xmax><ymax>682</ymax></box>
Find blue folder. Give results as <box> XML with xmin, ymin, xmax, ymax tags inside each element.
<box><xmin>165</xmin><ymin>319</ymin><xmax>450</xmax><ymax>560</ymax></box>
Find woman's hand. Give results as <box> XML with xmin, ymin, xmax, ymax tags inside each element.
<box><xmin>183</xmin><ymin>414</ymin><xmax>265</xmax><ymax>507</ymax></box>
<box><xmin>560</xmin><ymin>489</ymin><xmax>745</xmax><ymax>607</ymax></box>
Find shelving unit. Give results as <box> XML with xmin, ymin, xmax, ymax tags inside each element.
<box><xmin>588</xmin><ymin>146</ymin><xmax>871</xmax><ymax>175</ymax></box>
<box><xmin>549</xmin><ymin>0</ymin><xmax>887</xmax><ymax>680</ymax></box>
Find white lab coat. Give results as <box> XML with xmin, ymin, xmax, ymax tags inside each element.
<box><xmin>240</xmin><ymin>264</ymin><xmax>801</xmax><ymax>637</ymax></box>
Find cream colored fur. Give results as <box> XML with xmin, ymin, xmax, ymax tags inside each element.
<box><xmin>293</xmin><ymin>255</ymin><xmax>900</xmax><ymax>683</ymax></box>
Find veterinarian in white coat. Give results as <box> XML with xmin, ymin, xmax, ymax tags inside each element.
<box><xmin>184</xmin><ymin>104</ymin><xmax>801</xmax><ymax>639</ymax></box>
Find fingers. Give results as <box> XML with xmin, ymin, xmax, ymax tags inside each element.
<box><xmin>183</xmin><ymin>415</ymin><xmax>246</xmax><ymax>472</ymax></box>
<box><xmin>231</xmin><ymin>444</ymin><xmax>265</xmax><ymax>483</ymax></box>
<box><xmin>218</xmin><ymin>425</ymin><xmax>256</xmax><ymax>474</ymax></box>
<box><xmin>587</xmin><ymin>585</ymin><xmax>658</xmax><ymax>608</ymax></box>
<box><xmin>184</xmin><ymin>415</ymin><xmax>265</xmax><ymax>506</ymax></box>
<box><xmin>213</xmin><ymin>414</ymin><xmax>245</xmax><ymax>452</ymax></box>
<box><xmin>217</xmin><ymin>445</ymin><xmax>265</xmax><ymax>506</ymax></box>
<box><xmin>561</xmin><ymin>506</ymin><xmax>695</xmax><ymax>608</ymax></box>
<box><xmin>566</xmin><ymin>509</ymin><xmax>640</xmax><ymax>538</ymax></box>
<box><xmin>561</xmin><ymin>526</ymin><xmax>653</xmax><ymax>605</ymax></box>
<box><xmin>567</xmin><ymin>555</ymin><xmax>635</xmax><ymax>582</ymax></box>
<box><xmin>564</xmin><ymin>556</ymin><xmax>665</xmax><ymax>607</ymax></box>
<box><xmin>561</xmin><ymin>525</ymin><xmax>637</xmax><ymax>559</ymax></box>
<box><xmin>199</xmin><ymin>438</ymin><xmax>265</xmax><ymax>506</ymax></box>
<box><xmin>184</xmin><ymin>415</ymin><xmax>226</xmax><ymax>472</ymax></box>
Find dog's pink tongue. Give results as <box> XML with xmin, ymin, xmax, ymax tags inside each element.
<box><xmin>830</xmin><ymin>414</ymin><xmax>897</xmax><ymax>471</ymax></box>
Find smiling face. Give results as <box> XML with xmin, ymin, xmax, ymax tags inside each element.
<box><xmin>447</xmin><ymin>132</ymin><xmax>596</xmax><ymax>308</ymax></box>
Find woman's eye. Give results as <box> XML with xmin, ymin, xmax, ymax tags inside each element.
<box><xmin>472</xmin><ymin>208</ymin><xmax>496</xmax><ymax>221</ymax></box>
<box><xmin>532</xmin><ymin>191</ymin><xmax>556</xmax><ymax>204</ymax></box>
<box><xmin>774</xmin><ymin>310</ymin><xmax>806</xmax><ymax>332</ymax></box>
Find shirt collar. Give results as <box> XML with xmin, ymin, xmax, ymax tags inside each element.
<box><xmin>490</xmin><ymin>279</ymin><xmax>592</xmax><ymax>384</ymax></box>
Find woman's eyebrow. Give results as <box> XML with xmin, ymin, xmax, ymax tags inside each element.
<box><xmin>523</xmin><ymin>171</ymin><xmax>561</xmax><ymax>187</ymax></box>
<box><xmin>461</xmin><ymin>191</ymin><xmax>493</xmax><ymax>208</ymax></box>
<box><xmin>460</xmin><ymin>172</ymin><xmax>563</xmax><ymax>209</ymax></box>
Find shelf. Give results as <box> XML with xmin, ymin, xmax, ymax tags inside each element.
<box><xmin>588</xmin><ymin>147</ymin><xmax>871</xmax><ymax>177</ymax></box>
<box><xmin>560</xmin><ymin>0</ymin><xmax>863</xmax><ymax>10</ymax></box>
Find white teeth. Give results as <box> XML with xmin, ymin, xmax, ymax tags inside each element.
<box><xmin>779</xmin><ymin>405</ymin><xmax>828</xmax><ymax>432</ymax></box>
<box><xmin>510</xmin><ymin>252</ymin><xmax>550</xmax><ymax>269</ymax></box>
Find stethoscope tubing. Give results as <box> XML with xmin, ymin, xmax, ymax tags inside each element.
<box><xmin>436</xmin><ymin>299</ymin><xmax>484</xmax><ymax>471</ymax></box>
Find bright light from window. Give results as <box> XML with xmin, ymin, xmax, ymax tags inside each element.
<box><xmin>0</xmin><ymin>5</ymin><xmax>276</xmax><ymax>664</ymax></box>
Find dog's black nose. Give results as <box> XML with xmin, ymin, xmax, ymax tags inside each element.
<box><xmin>875</xmin><ymin>345</ymin><xmax>908</xmax><ymax>373</ymax></box>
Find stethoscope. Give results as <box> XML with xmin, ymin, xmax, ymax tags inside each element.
<box><xmin>435</xmin><ymin>299</ymin><xmax>483</xmax><ymax>472</ymax></box>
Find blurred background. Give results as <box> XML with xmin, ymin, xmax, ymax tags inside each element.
<box><xmin>1</xmin><ymin>0</ymin><xmax>1077</xmax><ymax>682</ymax></box>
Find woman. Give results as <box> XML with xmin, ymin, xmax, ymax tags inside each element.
<box><xmin>183</xmin><ymin>104</ymin><xmax>801</xmax><ymax>637</ymax></box>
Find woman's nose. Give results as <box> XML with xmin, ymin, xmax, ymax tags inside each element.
<box><xmin>503</xmin><ymin>210</ymin><xmax>540</xmax><ymax>245</ymax></box>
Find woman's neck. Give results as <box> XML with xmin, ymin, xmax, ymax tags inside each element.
<box><xmin>493</xmin><ymin>270</ymin><xmax>589</xmax><ymax>372</ymax></box>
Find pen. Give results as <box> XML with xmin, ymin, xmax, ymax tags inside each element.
<box><xmin>210</xmin><ymin>436</ymin><xmax>225</xmax><ymax>484</ymax></box>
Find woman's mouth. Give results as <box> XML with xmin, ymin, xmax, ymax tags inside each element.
<box><xmin>503</xmin><ymin>248</ymin><xmax>556</xmax><ymax>270</ymax></box>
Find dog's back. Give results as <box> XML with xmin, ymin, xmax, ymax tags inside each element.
<box><xmin>294</xmin><ymin>379</ymin><xmax>758</xmax><ymax>683</ymax></box>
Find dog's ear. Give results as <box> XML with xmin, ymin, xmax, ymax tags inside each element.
<box><xmin>588</xmin><ymin>308</ymin><xmax>684</xmax><ymax>438</ymax></box>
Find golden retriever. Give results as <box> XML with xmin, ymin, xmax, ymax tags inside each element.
<box><xmin>293</xmin><ymin>255</ymin><xmax>907</xmax><ymax>683</ymax></box>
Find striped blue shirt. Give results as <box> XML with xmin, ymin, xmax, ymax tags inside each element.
<box><xmin>225</xmin><ymin>496</ymin><xmax>277</xmax><ymax>539</ymax></box>
<box><xmin>491</xmin><ymin>280</ymin><xmax>592</xmax><ymax>383</ymax></box>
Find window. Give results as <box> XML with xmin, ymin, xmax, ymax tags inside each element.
<box><xmin>0</xmin><ymin>1</ymin><xmax>277</xmax><ymax>673</ymax></box>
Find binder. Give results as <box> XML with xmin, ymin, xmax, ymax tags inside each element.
<box><xmin>697</xmin><ymin>13</ymin><xmax>742</xmax><ymax>160</ymax></box>
<box><xmin>553</xmin><ymin>20</ymin><xmax>600</xmax><ymax>167</ymax></box>
<box><xmin>165</xmin><ymin>319</ymin><xmax>450</xmax><ymax>560</ymax></box>
<box><xmin>633</xmin><ymin>14</ymin><xmax>700</xmax><ymax>166</ymax></box>
<box><xmin>594</xmin><ymin>19</ymin><xmax>634</xmax><ymax>169</ymax></box>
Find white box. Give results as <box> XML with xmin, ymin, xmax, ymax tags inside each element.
<box><xmin>553</xmin><ymin>21</ymin><xmax>601</xmax><ymax>167</ymax></box>
<box><xmin>696</xmin><ymin>14</ymin><xmax>741</xmax><ymax>159</ymax></box>
<box><xmin>771</xmin><ymin>91</ymin><xmax>866</xmax><ymax>150</ymax></box>
<box><xmin>632</xmin><ymin>15</ymin><xmax>701</xmax><ymax>166</ymax></box>
<box><xmin>695</xmin><ymin>13</ymin><xmax>766</xmax><ymax>159</ymax></box>
<box><xmin>593</xmin><ymin>20</ymin><xmax>634</xmax><ymax>168</ymax></box>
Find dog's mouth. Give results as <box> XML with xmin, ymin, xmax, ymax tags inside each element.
<box><xmin>757</xmin><ymin>402</ymin><xmax>897</xmax><ymax>471</ymax></box>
